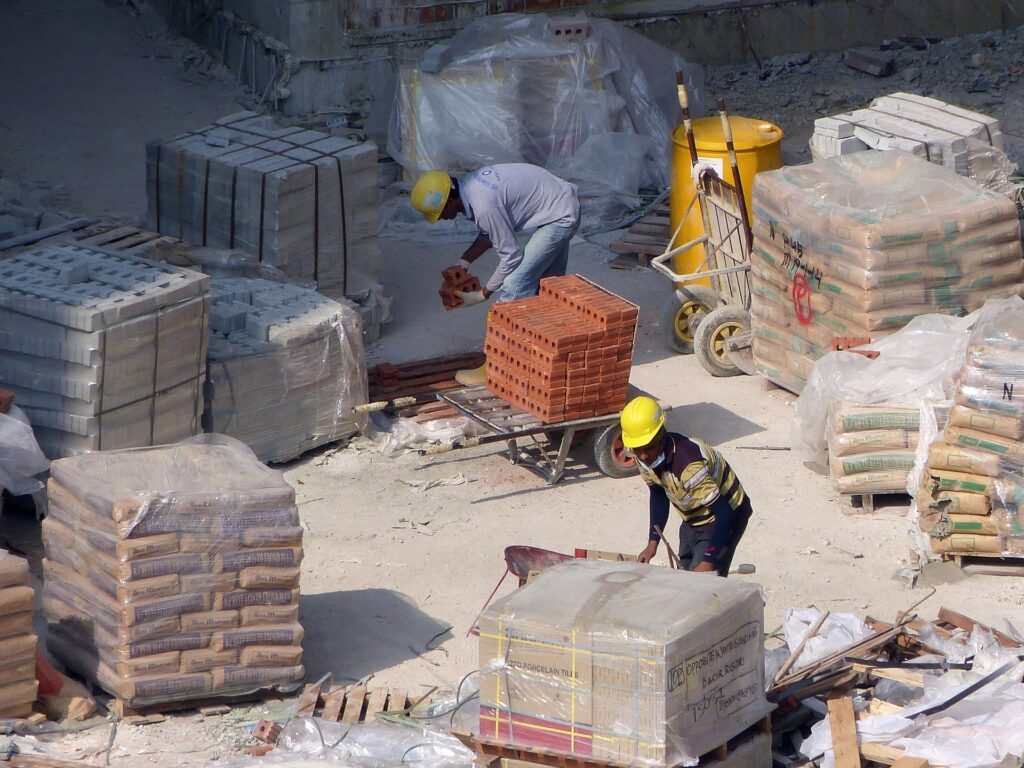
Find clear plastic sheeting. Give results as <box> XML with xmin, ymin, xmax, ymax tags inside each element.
<box><xmin>477</xmin><ymin>559</ymin><xmax>772</xmax><ymax>767</ymax></box>
<box><xmin>388</xmin><ymin>14</ymin><xmax>702</xmax><ymax>231</ymax></box>
<box><xmin>913</xmin><ymin>297</ymin><xmax>1024</xmax><ymax>558</ymax></box>
<box><xmin>793</xmin><ymin>312</ymin><xmax>974</xmax><ymax>477</ymax></box>
<box><xmin>205</xmin><ymin>277</ymin><xmax>368</xmax><ymax>464</ymax></box>
<box><xmin>751</xmin><ymin>150</ymin><xmax>1023</xmax><ymax>394</ymax></box>
<box><xmin>355</xmin><ymin>412</ymin><xmax>484</xmax><ymax>458</ymax></box>
<box><xmin>0</xmin><ymin>406</ymin><xmax>49</xmax><ymax>496</ymax></box>
<box><xmin>782</xmin><ymin>608</ymin><xmax>873</xmax><ymax>673</ymax></box>
<box><xmin>41</xmin><ymin>435</ymin><xmax>305</xmax><ymax>710</ymax></box>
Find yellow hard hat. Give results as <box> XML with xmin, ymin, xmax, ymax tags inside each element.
<box><xmin>411</xmin><ymin>170</ymin><xmax>452</xmax><ymax>224</ymax></box>
<box><xmin>620</xmin><ymin>396</ymin><xmax>665</xmax><ymax>448</ymax></box>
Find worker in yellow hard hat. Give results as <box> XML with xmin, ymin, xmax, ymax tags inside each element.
<box><xmin>411</xmin><ymin>164</ymin><xmax>580</xmax><ymax>386</ymax></box>
<box><xmin>620</xmin><ymin>396</ymin><xmax>753</xmax><ymax>576</ymax></box>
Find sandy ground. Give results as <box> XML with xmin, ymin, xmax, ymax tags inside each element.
<box><xmin>3</xmin><ymin>3</ymin><xmax>1024</xmax><ymax>765</ymax></box>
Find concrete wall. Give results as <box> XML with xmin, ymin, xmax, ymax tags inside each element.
<box><xmin>155</xmin><ymin>0</ymin><xmax>1024</xmax><ymax>116</ymax></box>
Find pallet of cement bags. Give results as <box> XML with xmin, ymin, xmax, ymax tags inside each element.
<box><xmin>750</xmin><ymin>150</ymin><xmax>1023</xmax><ymax>394</ymax></box>
<box><xmin>41</xmin><ymin>436</ymin><xmax>305</xmax><ymax>715</ymax></box>
<box><xmin>205</xmin><ymin>277</ymin><xmax>367</xmax><ymax>463</ymax></box>
<box><xmin>915</xmin><ymin>298</ymin><xmax>1024</xmax><ymax>561</ymax></box>
<box><xmin>0</xmin><ymin>243</ymin><xmax>209</xmax><ymax>458</ymax></box>
<box><xmin>0</xmin><ymin>550</ymin><xmax>38</xmax><ymax>719</ymax></box>
<box><xmin>146</xmin><ymin>112</ymin><xmax>381</xmax><ymax>302</ymax></box>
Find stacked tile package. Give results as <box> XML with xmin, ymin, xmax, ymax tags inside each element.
<box><xmin>0</xmin><ymin>551</ymin><xmax>38</xmax><ymax>719</ymax></box>
<box><xmin>477</xmin><ymin>559</ymin><xmax>773</xmax><ymax>767</ymax></box>
<box><xmin>809</xmin><ymin>93</ymin><xmax>1016</xmax><ymax>197</ymax></box>
<box><xmin>916</xmin><ymin>299</ymin><xmax>1024</xmax><ymax>557</ymax></box>
<box><xmin>751</xmin><ymin>151</ymin><xmax>1024</xmax><ymax>394</ymax></box>
<box><xmin>146</xmin><ymin>112</ymin><xmax>381</xmax><ymax>303</ymax></box>
<box><xmin>485</xmin><ymin>276</ymin><xmax>637</xmax><ymax>423</ymax></box>
<box><xmin>0</xmin><ymin>244</ymin><xmax>209</xmax><ymax>459</ymax></box>
<box><xmin>41</xmin><ymin>438</ymin><xmax>305</xmax><ymax>711</ymax></box>
<box><xmin>828</xmin><ymin>404</ymin><xmax>921</xmax><ymax>495</ymax></box>
<box><xmin>205</xmin><ymin>277</ymin><xmax>367</xmax><ymax>463</ymax></box>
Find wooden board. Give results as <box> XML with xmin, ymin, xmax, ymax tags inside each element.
<box><xmin>321</xmin><ymin>686</ymin><xmax>346</xmax><ymax>721</ymax></box>
<box><xmin>109</xmin><ymin>689</ymin><xmax>282</xmax><ymax>718</ymax></box>
<box><xmin>827</xmin><ymin>694</ymin><xmax>861</xmax><ymax>768</ymax></box>
<box><xmin>385</xmin><ymin>689</ymin><xmax>408</xmax><ymax>713</ymax></box>
<box><xmin>341</xmin><ymin>685</ymin><xmax>367</xmax><ymax>724</ymax></box>
<box><xmin>940</xmin><ymin>552</ymin><xmax>1024</xmax><ymax>576</ymax></box>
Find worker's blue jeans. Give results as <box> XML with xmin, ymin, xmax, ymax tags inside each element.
<box><xmin>497</xmin><ymin>220</ymin><xmax>579</xmax><ymax>302</ymax></box>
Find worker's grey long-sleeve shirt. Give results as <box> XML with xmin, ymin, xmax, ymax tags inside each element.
<box><xmin>459</xmin><ymin>164</ymin><xmax>579</xmax><ymax>292</ymax></box>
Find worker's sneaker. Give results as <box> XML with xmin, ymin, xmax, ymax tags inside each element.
<box><xmin>455</xmin><ymin>362</ymin><xmax>487</xmax><ymax>387</ymax></box>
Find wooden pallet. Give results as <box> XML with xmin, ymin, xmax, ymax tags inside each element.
<box><xmin>108</xmin><ymin>688</ymin><xmax>284</xmax><ymax>718</ymax></box>
<box><xmin>0</xmin><ymin>217</ymin><xmax>180</xmax><ymax>259</ymax></box>
<box><xmin>316</xmin><ymin>685</ymin><xmax>411</xmax><ymax>723</ymax></box>
<box><xmin>369</xmin><ymin>352</ymin><xmax>485</xmax><ymax>423</ymax></box>
<box><xmin>846</xmin><ymin>492</ymin><xmax>911</xmax><ymax>515</ymax></box>
<box><xmin>938</xmin><ymin>551</ymin><xmax>1024</xmax><ymax>576</ymax></box>
<box><xmin>609</xmin><ymin>204</ymin><xmax>671</xmax><ymax>268</ymax></box>
<box><xmin>453</xmin><ymin>715</ymin><xmax>771</xmax><ymax>768</ymax></box>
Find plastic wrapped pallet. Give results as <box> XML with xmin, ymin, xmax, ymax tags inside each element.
<box><xmin>751</xmin><ymin>151</ymin><xmax>1023</xmax><ymax>394</ymax></box>
<box><xmin>913</xmin><ymin>298</ymin><xmax>1024</xmax><ymax>559</ymax></box>
<box><xmin>0</xmin><ymin>550</ymin><xmax>38</xmax><ymax>718</ymax></box>
<box><xmin>41</xmin><ymin>435</ymin><xmax>305</xmax><ymax>711</ymax></box>
<box><xmin>388</xmin><ymin>13</ymin><xmax>702</xmax><ymax>230</ymax></box>
<box><xmin>0</xmin><ymin>244</ymin><xmax>209</xmax><ymax>459</ymax></box>
<box><xmin>205</xmin><ymin>277</ymin><xmax>367</xmax><ymax>463</ymax></box>
<box><xmin>477</xmin><ymin>559</ymin><xmax>772</xmax><ymax>767</ymax></box>
<box><xmin>146</xmin><ymin>112</ymin><xmax>381</xmax><ymax>302</ymax></box>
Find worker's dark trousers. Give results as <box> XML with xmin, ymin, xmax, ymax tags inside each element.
<box><xmin>678</xmin><ymin>498</ymin><xmax>752</xmax><ymax>576</ymax></box>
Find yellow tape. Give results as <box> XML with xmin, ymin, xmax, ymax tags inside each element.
<box><xmin>479</xmin><ymin>711</ymin><xmax>663</xmax><ymax>749</ymax></box>
<box><xmin>478</xmin><ymin>630</ymin><xmax>659</xmax><ymax>666</ymax></box>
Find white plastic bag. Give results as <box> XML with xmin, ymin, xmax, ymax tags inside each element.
<box><xmin>0</xmin><ymin>407</ymin><xmax>49</xmax><ymax>495</ymax></box>
<box><xmin>782</xmin><ymin>607</ymin><xmax>873</xmax><ymax>672</ymax></box>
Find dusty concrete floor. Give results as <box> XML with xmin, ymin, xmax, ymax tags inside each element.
<box><xmin>3</xmin><ymin>2</ymin><xmax>1024</xmax><ymax>765</ymax></box>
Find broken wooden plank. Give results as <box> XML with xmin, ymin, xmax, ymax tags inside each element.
<box><xmin>199</xmin><ymin>705</ymin><xmax>231</xmax><ymax>716</ymax></box>
<box><xmin>773</xmin><ymin>610</ymin><xmax>831</xmax><ymax>686</ymax></box>
<box><xmin>827</xmin><ymin>694</ymin><xmax>861</xmax><ymax>768</ymax></box>
<box><xmin>938</xmin><ymin>606</ymin><xmax>1020</xmax><ymax>648</ymax></box>
<box><xmin>365</xmin><ymin>688</ymin><xmax>389</xmax><ymax>721</ymax></box>
<box><xmin>385</xmin><ymin>689</ymin><xmax>408</xmax><ymax>713</ymax></box>
<box><xmin>295</xmin><ymin>682</ymin><xmax>322</xmax><ymax>717</ymax></box>
<box><xmin>342</xmin><ymin>685</ymin><xmax>366</xmax><ymax>724</ymax></box>
<box><xmin>860</xmin><ymin>743</ymin><xmax>906</xmax><ymax>765</ymax></box>
<box><xmin>890</xmin><ymin>758</ymin><xmax>930</xmax><ymax>768</ymax></box>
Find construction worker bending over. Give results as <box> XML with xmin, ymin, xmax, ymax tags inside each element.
<box><xmin>620</xmin><ymin>396</ymin><xmax>752</xmax><ymax>577</ymax></box>
<box><xmin>411</xmin><ymin>163</ymin><xmax>580</xmax><ymax>386</ymax></box>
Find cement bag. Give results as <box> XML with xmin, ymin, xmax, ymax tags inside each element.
<box><xmin>830</xmin><ymin>428</ymin><xmax>918</xmax><ymax>456</ymax></box>
<box><xmin>830</xmin><ymin>451</ymin><xmax>916</xmax><ymax>477</ymax></box>
<box><xmin>928</xmin><ymin>442</ymin><xmax>1001</xmax><ymax>476</ymax></box>
<box><xmin>947</xmin><ymin>403</ymin><xmax>1024</xmax><ymax>440</ymax></box>
<box><xmin>835</xmin><ymin>470</ymin><xmax>912</xmax><ymax>494</ymax></box>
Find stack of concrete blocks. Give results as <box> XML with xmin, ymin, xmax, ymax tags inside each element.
<box><xmin>917</xmin><ymin>299</ymin><xmax>1024</xmax><ymax>558</ymax></box>
<box><xmin>41</xmin><ymin>439</ymin><xmax>305</xmax><ymax>711</ymax></box>
<box><xmin>146</xmin><ymin>112</ymin><xmax>381</xmax><ymax>304</ymax></box>
<box><xmin>485</xmin><ymin>276</ymin><xmax>637</xmax><ymax>423</ymax></box>
<box><xmin>0</xmin><ymin>244</ymin><xmax>209</xmax><ymax>458</ymax></box>
<box><xmin>205</xmin><ymin>277</ymin><xmax>367</xmax><ymax>463</ymax></box>
<box><xmin>809</xmin><ymin>94</ymin><xmax>1014</xmax><ymax>195</ymax></box>
<box><xmin>0</xmin><ymin>551</ymin><xmax>38</xmax><ymax>719</ymax></box>
<box><xmin>750</xmin><ymin>151</ymin><xmax>1023</xmax><ymax>394</ymax></box>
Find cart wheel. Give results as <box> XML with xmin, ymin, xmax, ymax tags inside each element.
<box><xmin>585</xmin><ymin>424</ymin><xmax>638</xmax><ymax>479</ymax></box>
<box><xmin>660</xmin><ymin>285</ymin><xmax>719</xmax><ymax>354</ymax></box>
<box><xmin>694</xmin><ymin>306</ymin><xmax>750</xmax><ymax>377</ymax></box>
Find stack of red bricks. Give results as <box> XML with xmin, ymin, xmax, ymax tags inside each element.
<box><xmin>485</xmin><ymin>275</ymin><xmax>638</xmax><ymax>423</ymax></box>
<box><xmin>439</xmin><ymin>266</ymin><xmax>482</xmax><ymax>310</ymax></box>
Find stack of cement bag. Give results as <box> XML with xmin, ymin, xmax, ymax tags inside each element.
<box><xmin>41</xmin><ymin>438</ymin><xmax>305</xmax><ymax>711</ymax></box>
<box><xmin>146</xmin><ymin>112</ymin><xmax>381</xmax><ymax>303</ymax></box>
<box><xmin>828</xmin><ymin>405</ymin><xmax>920</xmax><ymax>495</ymax></box>
<box><xmin>0</xmin><ymin>243</ymin><xmax>209</xmax><ymax>458</ymax></box>
<box><xmin>751</xmin><ymin>150</ymin><xmax>1023</xmax><ymax>394</ymax></box>
<box><xmin>917</xmin><ymin>299</ymin><xmax>1024</xmax><ymax>557</ymax></box>
<box><xmin>205</xmin><ymin>277</ymin><xmax>367</xmax><ymax>463</ymax></box>
<box><xmin>809</xmin><ymin>93</ymin><xmax>1016</xmax><ymax>197</ymax></box>
<box><xmin>0</xmin><ymin>551</ymin><xmax>37</xmax><ymax>719</ymax></box>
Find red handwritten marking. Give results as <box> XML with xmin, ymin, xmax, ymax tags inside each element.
<box><xmin>792</xmin><ymin>272</ymin><xmax>813</xmax><ymax>326</ymax></box>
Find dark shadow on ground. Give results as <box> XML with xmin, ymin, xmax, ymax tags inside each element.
<box><xmin>300</xmin><ymin>588</ymin><xmax>453</xmax><ymax>685</ymax></box>
<box><xmin>667</xmin><ymin>401</ymin><xmax>765</xmax><ymax>446</ymax></box>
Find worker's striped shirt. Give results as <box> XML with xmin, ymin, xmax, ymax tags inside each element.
<box><xmin>638</xmin><ymin>434</ymin><xmax>747</xmax><ymax>527</ymax></box>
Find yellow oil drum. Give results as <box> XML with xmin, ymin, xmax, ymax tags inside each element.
<box><xmin>669</xmin><ymin>117</ymin><xmax>783</xmax><ymax>287</ymax></box>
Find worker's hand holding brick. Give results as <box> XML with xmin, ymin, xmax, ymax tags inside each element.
<box><xmin>439</xmin><ymin>265</ymin><xmax>483</xmax><ymax>310</ymax></box>
<box><xmin>457</xmin><ymin>290</ymin><xmax>486</xmax><ymax>307</ymax></box>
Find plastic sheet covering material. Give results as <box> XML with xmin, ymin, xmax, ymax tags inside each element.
<box><xmin>912</xmin><ymin>297</ymin><xmax>1024</xmax><ymax>558</ymax></box>
<box><xmin>750</xmin><ymin>150</ymin><xmax>1023</xmax><ymax>394</ymax></box>
<box><xmin>0</xmin><ymin>406</ymin><xmax>49</xmax><ymax>496</ymax></box>
<box><xmin>477</xmin><ymin>559</ymin><xmax>772</xmax><ymax>767</ymax></box>
<box><xmin>40</xmin><ymin>435</ymin><xmax>304</xmax><ymax>710</ymax></box>
<box><xmin>205</xmin><ymin>278</ymin><xmax>368</xmax><ymax>464</ymax></box>
<box><xmin>793</xmin><ymin>311</ymin><xmax>972</xmax><ymax>494</ymax></box>
<box><xmin>781</xmin><ymin>608</ymin><xmax>872</xmax><ymax>673</ymax></box>
<box><xmin>388</xmin><ymin>14</ymin><xmax>702</xmax><ymax>231</ymax></box>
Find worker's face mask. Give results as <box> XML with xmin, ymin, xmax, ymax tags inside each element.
<box><xmin>633</xmin><ymin>449</ymin><xmax>666</xmax><ymax>473</ymax></box>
